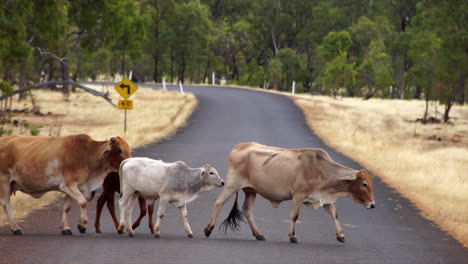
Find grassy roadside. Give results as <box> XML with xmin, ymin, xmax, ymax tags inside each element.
<box><xmin>1</xmin><ymin>84</ymin><xmax>197</xmax><ymax>226</ymax></box>
<box><xmin>293</xmin><ymin>95</ymin><xmax>468</xmax><ymax>247</ymax></box>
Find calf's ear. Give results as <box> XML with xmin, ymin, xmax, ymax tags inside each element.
<box><xmin>339</xmin><ymin>173</ymin><xmax>357</xmax><ymax>181</ymax></box>
<box><xmin>200</xmin><ymin>167</ymin><xmax>207</xmax><ymax>177</ymax></box>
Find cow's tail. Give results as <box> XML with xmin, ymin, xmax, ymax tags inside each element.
<box><xmin>219</xmin><ymin>192</ymin><xmax>245</xmax><ymax>233</ymax></box>
<box><xmin>119</xmin><ymin>159</ymin><xmax>129</xmax><ymax>197</ymax></box>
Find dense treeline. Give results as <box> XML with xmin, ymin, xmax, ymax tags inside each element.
<box><xmin>0</xmin><ymin>0</ymin><xmax>466</xmax><ymax>121</ymax></box>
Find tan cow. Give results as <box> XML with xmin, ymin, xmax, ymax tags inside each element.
<box><xmin>0</xmin><ymin>134</ymin><xmax>131</xmax><ymax>235</ymax></box>
<box><xmin>204</xmin><ymin>142</ymin><xmax>376</xmax><ymax>243</ymax></box>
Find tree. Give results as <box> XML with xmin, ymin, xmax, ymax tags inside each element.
<box><xmin>276</xmin><ymin>48</ymin><xmax>306</xmax><ymax>91</ymax></box>
<box><xmin>165</xmin><ymin>0</ymin><xmax>212</xmax><ymax>83</ymax></box>
<box><xmin>267</xmin><ymin>58</ymin><xmax>283</xmax><ymax>90</ymax></box>
<box><xmin>410</xmin><ymin>0</ymin><xmax>467</xmax><ymax>122</ymax></box>
<box><xmin>320</xmin><ymin>52</ymin><xmax>357</xmax><ymax>98</ymax></box>
<box><xmin>407</xmin><ymin>30</ymin><xmax>441</xmax><ymax>120</ymax></box>
<box><xmin>358</xmin><ymin>39</ymin><xmax>394</xmax><ymax>99</ymax></box>
<box><xmin>319</xmin><ymin>30</ymin><xmax>356</xmax><ymax>98</ymax></box>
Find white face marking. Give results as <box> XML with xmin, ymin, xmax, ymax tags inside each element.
<box><xmin>45</xmin><ymin>160</ymin><xmax>60</xmax><ymax>177</ymax></box>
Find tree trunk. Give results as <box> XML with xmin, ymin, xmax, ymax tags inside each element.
<box><xmin>61</xmin><ymin>58</ymin><xmax>70</xmax><ymax>94</ymax></box>
<box><xmin>414</xmin><ymin>85</ymin><xmax>422</xmax><ymax>99</ymax></box>
<box><xmin>443</xmin><ymin>85</ymin><xmax>456</xmax><ymax>123</ymax></box>
<box><xmin>121</xmin><ymin>51</ymin><xmax>126</xmax><ymax>77</ymax></box>
<box><xmin>170</xmin><ymin>54</ymin><xmax>174</xmax><ymax>83</ymax></box>
<box><xmin>424</xmin><ymin>95</ymin><xmax>429</xmax><ymax>120</ymax></box>
<box><xmin>203</xmin><ymin>60</ymin><xmax>210</xmax><ymax>84</ymax></box>
<box><xmin>455</xmin><ymin>69</ymin><xmax>466</xmax><ymax>104</ymax></box>
<box><xmin>153</xmin><ymin>54</ymin><xmax>159</xmax><ymax>83</ymax></box>
<box><xmin>179</xmin><ymin>55</ymin><xmax>186</xmax><ymax>84</ymax></box>
<box><xmin>18</xmin><ymin>60</ymin><xmax>28</xmax><ymax>100</ymax></box>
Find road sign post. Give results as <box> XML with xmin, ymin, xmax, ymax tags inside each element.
<box><xmin>115</xmin><ymin>78</ymin><xmax>137</xmax><ymax>134</ymax></box>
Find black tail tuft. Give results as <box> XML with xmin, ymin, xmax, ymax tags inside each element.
<box><xmin>219</xmin><ymin>192</ymin><xmax>245</xmax><ymax>234</ymax></box>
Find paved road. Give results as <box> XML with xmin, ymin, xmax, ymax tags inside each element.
<box><xmin>1</xmin><ymin>85</ymin><xmax>466</xmax><ymax>264</ymax></box>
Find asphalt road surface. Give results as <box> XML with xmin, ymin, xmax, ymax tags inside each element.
<box><xmin>1</xmin><ymin>85</ymin><xmax>466</xmax><ymax>264</ymax></box>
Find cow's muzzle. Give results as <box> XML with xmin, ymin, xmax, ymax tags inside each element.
<box><xmin>218</xmin><ymin>181</ymin><xmax>225</xmax><ymax>187</ymax></box>
<box><xmin>366</xmin><ymin>202</ymin><xmax>376</xmax><ymax>209</ymax></box>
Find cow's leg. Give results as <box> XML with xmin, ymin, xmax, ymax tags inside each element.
<box><xmin>205</xmin><ymin>186</ymin><xmax>237</xmax><ymax>237</ymax></box>
<box><xmin>147</xmin><ymin>200</ymin><xmax>155</xmax><ymax>234</ymax></box>
<box><xmin>153</xmin><ymin>198</ymin><xmax>168</xmax><ymax>238</ymax></box>
<box><xmin>288</xmin><ymin>195</ymin><xmax>304</xmax><ymax>243</ymax></box>
<box><xmin>323</xmin><ymin>204</ymin><xmax>345</xmax><ymax>243</ymax></box>
<box><xmin>94</xmin><ymin>192</ymin><xmax>107</xmax><ymax>233</ymax></box>
<box><xmin>60</xmin><ymin>184</ymin><xmax>88</xmax><ymax>234</ymax></box>
<box><xmin>60</xmin><ymin>195</ymin><xmax>73</xmax><ymax>235</ymax></box>
<box><xmin>105</xmin><ymin>191</ymin><xmax>120</xmax><ymax>230</ymax></box>
<box><xmin>2</xmin><ymin>202</ymin><xmax>22</xmax><ymax>235</ymax></box>
<box><xmin>131</xmin><ymin>196</ymin><xmax>147</xmax><ymax>231</ymax></box>
<box><xmin>242</xmin><ymin>191</ymin><xmax>264</xmax><ymax>240</ymax></box>
<box><xmin>0</xmin><ymin>178</ymin><xmax>21</xmax><ymax>235</ymax></box>
<box><xmin>124</xmin><ymin>192</ymin><xmax>139</xmax><ymax>237</ymax></box>
<box><xmin>117</xmin><ymin>190</ymin><xmax>132</xmax><ymax>234</ymax></box>
<box><xmin>178</xmin><ymin>204</ymin><xmax>193</xmax><ymax>238</ymax></box>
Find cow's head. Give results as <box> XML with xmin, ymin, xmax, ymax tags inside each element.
<box><xmin>201</xmin><ymin>164</ymin><xmax>224</xmax><ymax>188</ymax></box>
<box><xmin>104</xmin><ymin>137</ymin><xmax>132</xmax><ymax>171</ymax></box>
<box><xmin>341</xmin><ymin>169</ymin><xmax>376</xmax><ymax>209</ymax></box>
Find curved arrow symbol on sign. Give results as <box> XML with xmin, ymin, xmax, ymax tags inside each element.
<box><xmin>120</xmin><ymin>84</ymin><xmax>131</xmax><ymax>94</ymax></box>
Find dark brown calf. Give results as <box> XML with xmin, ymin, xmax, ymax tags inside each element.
<box><xmin>95</xmin><ymin>172</ymin><xmax>155</xmax><ymax>233</ymax></box>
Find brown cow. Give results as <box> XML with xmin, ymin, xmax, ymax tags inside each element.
<box><xmin>204</xmin><ymin>142</ymin><xmax>376</xmax><ymax>243</ymax></box>
<box><xmin>94</xmin><ymin>172</ymin><xmax>149</xmax><ymax>234</ymax></box>
<box><xmin>0</xmin><ymin>134</ymin><xmax>131</xmax><ymax>235</ymax></box>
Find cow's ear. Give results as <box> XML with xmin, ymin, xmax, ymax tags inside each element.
<box><xmin>200</xmin><ymin>167</ymin><xmax>206</xmax><ymax>177</ymax></box>
<box><xmin>109</xmin><ymin>137</ymin><xmax>119</xmax><ymax>147</ymax></box>
<box><xmin>340</xmin><ymin>173</ymin><xmax>357</xmax><ymax>181</ymax></box>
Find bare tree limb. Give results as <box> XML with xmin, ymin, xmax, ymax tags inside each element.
<box><xmin>0</xmin><ymin>81</ymin><xmax>116</xmax><ymax>107</ymax></box>
<box><xmin>34</xmin><ymin>47</ymin><xmax>68</xmax><ymax>64</ymax></box>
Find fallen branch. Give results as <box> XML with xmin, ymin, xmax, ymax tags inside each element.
<box><xmin>0</xmin><ymin>81</ymin><xmax>116</xmax><ymax>107</ymax></box>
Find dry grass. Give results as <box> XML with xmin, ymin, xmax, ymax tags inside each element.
<box><xmin>293</xmin><ymin>95</ymin><xmax>468</xmax><ymax>247</ymax></box>
<box><xmin>1</xmin><ymin>84</ymin><xmax>197</xmax><ymax>226</ymax></box>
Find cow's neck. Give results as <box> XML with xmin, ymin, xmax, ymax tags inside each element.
<box><xmin>89</xmin><ymin>141</ymin><xmax>112</xmax><ymax>177</ymax></box>
<box><xmin>184</xmin><ymin>169</ymin><xmax>205</xmax><ymax>194</ymax></box>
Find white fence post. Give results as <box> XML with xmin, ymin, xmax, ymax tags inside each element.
<box><xmin>292</xmin><ymin>81</ymin><xmax>296</xmax><ymax>95</ymax></box>
<box><xmin>179</xmin><ymin>81</ymin><xmax>184</xmax><ymax>94</ymax></box>
<box><xmin>212</xmin><ymin>72</ymin><xmax>215</xmax><ymax>86</ymax></box>
<box><xmin>162</xmin><ymin>78</ymin><xmax>167</xmax><ymax>90</ymax></box>
<box><xmin>129</xmin><ymin>71</ymin><xmax>133</xmax><ymax>80</ymax></box>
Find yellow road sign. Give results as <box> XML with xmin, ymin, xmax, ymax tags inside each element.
<box><xmin>115</xmin><ymin>78</ymin><xmax>138</xmax><ymax>99</ymax></box>
<box><xmin>118</xmin><ymin>100</ymin><xmax>133</xmax><ymax>110</ymax></box>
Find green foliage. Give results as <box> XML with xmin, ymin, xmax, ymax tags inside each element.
<box><xmin>321</xmin><ymin>31</ymin><xmax>353</xmax><ymax>59</ymax></box>
<box><xmin>267</xmin><ymin>58</ymin><xmax>283</xmax><ymax>90</ymax></box>
<box><xmin>29</xmin><ymin>125</ymin><xmax>41</xmax><ymax>136</ymax></box>
<box><xmin>0</xmin><ymin>81</ymin><xmax>13</xmax><ymax>95</ymax></box>
<box><xmin>276</xmin><ymin>48</ymin><xmax>306</xmax><ymax>91</ymax></box>
<box><xmin>358</xmin><ymin>39</ymin><xmax>394</xmax><ymax>97</ymax></box>
<box><xmin>320</xmin><ymin>52</ymin><xmax>357</xmax><ymax>97</ymax></box>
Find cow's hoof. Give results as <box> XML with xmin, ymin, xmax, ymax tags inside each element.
<box><xmin>77</xmin><ymin>224</ymin><xmax>86</xmax><ymax>234</ymax></box>
<box><xmin>255</xmin><ymin>235</ymin><xmax>266</xmax><ymax>241</ymax></box>
<box><xmin>12</xmin><ymin>229</ymin><xmax>24</xmax><ymax>236</ymax></box>
<box><xmin>128</xmin><ymin>233</ymin><xmax>135</xmax><ymax>238</ymax></box>
<box><xmin>117</xmin><ymin>229</ymin><xmax>124</xmax><ymax>235</ymax></box>
<box><xmin>154</xmin><ymin>234</ymin><xmax>160</xmax><ymax>239</ymax></box>
<box><xmin>187</xmin><ymin>234</ymin><xmax>193</xmax><ymax>238</ymax></box>
<box><xmin>95</xmin><ymin>228</ymin><xmax>102</xmax><ymax>234</ymax></box>
<box><xmin>204</xmin><ymin>227</ymin><xmax>212</xmax><ymax>237</ymax></box>
<box><xmin>289</xmin><ymin>237</ymin><xmax>298</xmax><ymax>243</ymax></box>
<box><xmin>61</xmin><ymin>229</ymin><xmax>73</xmax><ymax>236</ymax></box>
<box><xmin>337</xmin><ymin>236</ymin><xmax>345</xmax><ymax>243</ymax></box>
